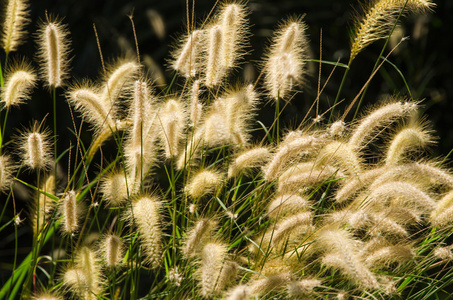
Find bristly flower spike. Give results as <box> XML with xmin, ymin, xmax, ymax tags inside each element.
<box><xmin>1</xmin><ymin>60</ymin><xmax>36</xmax><ymax>108</ymax></box>
<box><xmin>1</xmin><ymin>0</ymin><xmax>30</xmax><ymax>54</ymax></box>
<box><xmin>205</xmin><ymin>25</ymin><xmax>224</xmax><ymax>87</ymax></box>
<box><xmin>19</xmin><ymin>122</ymin><xmax>53</xmax><ymax>170</ymax></box>
<box><xmin>172</xmin><ymin>30</ymin><xmax>203</xmax><ymax>77</ymax></box>
<box><xmin>36</xmin><ymin>15</ymin><xmax>71</xmax><ymax>88</ymax></box>
<box><xmin>349</xmin><ymin>0</ymin><xmax>435</xmax><ymax>63</ymax></box>
<box><xmin>263</xmin><ymin>17</ymin><xmax>308</xmax><ymax>100</ymax></box>
<box><xmin>218</xmin><ymin>2</ymin><xmax>248</xmax><ymax>69</ymax></box>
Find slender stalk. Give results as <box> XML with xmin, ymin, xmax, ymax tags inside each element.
<box><xmin>52</xmin><ymin>87</ymin><xmax>57</xmax><ymax>178</ymax></box>
<box><xmin>352</xmin><ymin>1</ymin><xmax>408</xmax><ymax>120</ymax></box>
<box><xmin>329</xmin><ymin>66</ymin><xmax>350</xmax><ymax>122</ymax></box>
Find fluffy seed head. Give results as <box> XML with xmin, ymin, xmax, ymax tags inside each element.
<box><xmin>287</xmin><ymin>279</ymin><xmax>322</xmax><ymax>297</ymax></box>
<box><xmin>31</xmin><ymin>292</ymin><xmax>63</xmax><ymax>300</ymax></box>
<box><xmin>363</xmin><ymin>181</ymin><xmax>436</xmax><ymax>212</ymax></box>
<box><xmin>205</xmin><ymin>25</ymin><xmax>224</xmax><ymax>87</ymax></box>
<box><xmin>248</xmin><ymin>273</ymin><xmax>291</xmax><ymax>296</ymax></box>
<box><xmin>267</xmin><ymin>194</ymin><xmax>310</xmax><ymax>219</ymax></box>
<box><xmin>269</xmin><ymin>212</ymin><xmax>313</xmax><ymax>246</ymax></box>
<box><xmin>329</xmin><ymin>120</ymin><xmax>346</xmax><ymax>137</ymax></box>
<box><xmin>350</xmin><ymin>0</ymin><xmax>434</xmax><ymax>63</ymax></box>
<box><xmin>36</xmin><ymin>17</ymin><xmax>71</xmax><ymax>87</ymax></box>
<box><xmin>228</xmin><ymin>146</ymin><xmax>271</xmax><ymax>178</ymax></box>
<box><xmin>31</xmin><ymin>174</ymin><xmax>56</xmax><ymax>236</ymax></box>
<box><xmin>100</xmin><ymin>171</ymin><xmax>130</xmax><ymax>207</ymax></box>
<box><xmin>159</xmin><ymin>99</ymin><xmax>186</xmax><ymax>158</ymax></box>
<box><xmin>19</xmin><ymin>123</ymin><xmax>52</xmax><ymax>170</ymax></box>
<box><xmin>316</xmin><ymin>141</ymin><xmax>362</xmax><ymax>177</ymax></box>
<box><xmin>0</xmin><ymin>155</ymin><xmax>15</xmax><ymax>193</ymax></box>
<box><xmin>183</xmin><ymin>218</ymin><xmax>217</xmax><ymax>259</ymax></box>
<box><xmin>60</xmin><ymin>190</ymin><xmax>79</xmax><ymax>235</ymax></box>
<box><xmin>1</xmin><ymin>0</ymin><xmax>30</xmax><ymax>54</ymax></box>
<box><xmin>225</xmin><ymin>285</ymin><xmax>250</xmax><ymax>300</ymax></box>
<box><xmin>130</xmin><ymin>195</ymin><xmax>162</xmax><ymax>268</ymax></box>
<box><xmin>316</xmin><ymin>228</ymin><xmax>379</xmax><ymax>289</ymax></box>
<box><xmin>189</xmin><ymin>80</ymin><xmax>203</xmax><ymax>127</ymax></box>
<box><xmin>263</xmin><ymin>18</ymin><xmax>308</xmax><ymax>100</ymax></box>
<box><xmin>67</xmin><ymin>82</ymin><xmax>115</xmax><ymax>130</ymax></box>
<box><xmin>198</xmin><ymin>242</ymin><xmax>236</xmax><ymax>297</ymax></box>
<box><xmin>364</xmin><ymin>245</ymin><xmax>414</xmax><ymax>269</ymax></box>
<box><xmin>100</xmin><ymin>60</ymin><xmax>139</xmax><ymax>106</ymax></box>
<box><xmin>172</xmin><ymin>30</ymin><xmax>203</xmax><ymax>77</ymax></box>
<box><xmin>433</xmin><ymin>246</ymin><xmax>453</xmax><ymax>261</ymax></box>
<box><xmin>185</xmin><ymin>169</ymin><xmax>223</xmax><ymax>198</ymax></box>
<box><xmin>1</xmin><ymin>60</ymin><xmax>36</xmax><ymax>108</ymax></box>
<box><xmin>101</xmin><ymin>234</ymin><xmax>124</xmax><ymax>268</ymax></box>
<box><xmin>64</xmin><ymin>246</ymin><xmax>103</xmax><ymax>299</ymax></box>
<box><xmin>218</xmin><ymin>2</ymin><xmax>249</xmax><ymax>69</ymax></box>
<box><xmin>385</xmin><ymin>124</ymin><xmax>434</xmax><ymax>165</ymax></box>
<box><xmin>130</xmin><ymin>80</ymin><xmax>153</xmax><ymax>148</ymax></box>
<box><xmin>264</xmin><ymin>133</ymin><xmax>325</xmax><ymax>181</ymax></box>
<box><xmin>348</xmin><ymin>101</ymin><xmax>417</xmax><ymax>151</ymax></box>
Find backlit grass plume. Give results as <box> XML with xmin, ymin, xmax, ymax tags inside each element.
<box><xmin>128</xmin><ymin>195</ymin><xmax>163</xmax><ymax>268</ymax></box>
<box><xmin>0</xmin><ymin>60</ymin><xmax>36</xmax><ymax>108</ymax></box>
<box><xmin>0</xmin><ymin>155</ymin><xmax>14</xmax><ymax>193</ymax></box>
<box><xmin>349</xmin><ymin>0</ymin><xmax>435</xmax><ymax>63</ymax></box>
<box><xmin>1</xmin><ymin>1</ymin><xmax>451</xmax><ymax>300</ymax></box>
<box><xmin>18</xmin><ymin>122</ymin><xmax>53</xmax><ymax>170</ymax></box>
<box><xmin>36</xmin><ymin>16</ymin><xmax>71</xmax><ymax>87</ymax></box>
<box><xmin>263</xmin><ymin>17</ymin><xmax>308</xmax><ymax>100</ymax></box>
<box><xmin>1</xmin><ymin>0</ymin><xmax>30</xmax><ymax>54</ymax></box>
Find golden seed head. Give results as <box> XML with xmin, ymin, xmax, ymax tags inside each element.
<box><xmin>159</xmin><ymin>99</ymin><xmax>186</xmax><ymax>158</ymax></box>
<box><xmin>185</xmin><ymin>169</ymin><xmax>223</xmax><ymax>198</ymax></box>
<box><xmin>101</xmin><ymin>60</ymin><xmax>139</xmax><ymax>105</ymax></box>
<box><xmin>101</xmin><ymin>234</ymin><xmax>124</xmax><ymax>268</ymax></box>
<box><xmin>205</xmin><ymin>25</ymin><xmax>224</xmax><ymax>87</ymax></box>
<box><xmin>19</xmin><ymin>123</ymin><xmax>52</xmax><ymax>170</ymax></box>
<box><xmin>1</xmin><ymin>0</ymin><xmax>30</xmax><ymax>54</ymax></box>
<box><xmin>67</xmin><ymin>82</ymin><xmax>115</xmax><ymax>130</ymax></box>
<box><xmin>0</xmin><ymin>155</ymin><xmax>15</xmax><ymax>193</ymax></box>
<box><xmin>1</xmin><ymin>60</ymin><xmax>36</xmax><ymax>108</ymax></box>
<box><xmin>36</xmin><ymin>17</ymin><xmax>71</xmax><ymax>87</ymax></box>
<box><xmin>130</xmin><ymin>195</ymin><xmax>162</xmax><ymax>268</ymax></box>
<box><xmin>61</xmin><ymin>190</ymin><xmax>79</xmax><ymax>234</ymax></box>
<box><xmin>100</xmin><ymin>172</ymin><xmax>130</xmax><ymax>207</ymax></box>
<box><xmin>172</xmin><ymin>30</ymin><xmax>203</xmax><ymax>77</ymax></box>
<box><xmin>263</xmin><ymin>18</ymin><xmax>308</xmax><ymax>100</ymax></box>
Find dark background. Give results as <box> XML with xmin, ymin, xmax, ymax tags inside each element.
<box><xmin>2</xmin><ymin>0</ymin><xmax>453</xmax><ymax>156</ymax></box>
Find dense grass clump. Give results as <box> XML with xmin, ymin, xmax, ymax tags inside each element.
<box><xmin>3</xmin><ymin>0</ymin><xmax>453</xmax><ymax>299</ymax></box>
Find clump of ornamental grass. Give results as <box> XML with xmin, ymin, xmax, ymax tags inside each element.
<box><xmin>2</xmin><ymin>0</ymin><xmax>449</xmax><ymax>299</ymax></box>
<box><xmin>1</xmin><ymin>0</ymin><xmax>30</xmax><ymax>54</ymax></box>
